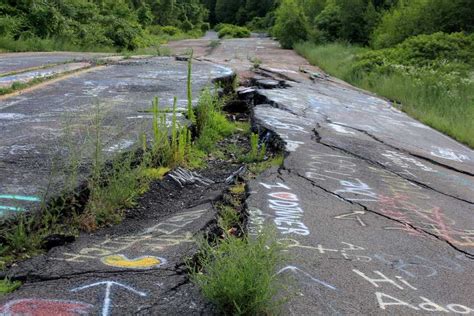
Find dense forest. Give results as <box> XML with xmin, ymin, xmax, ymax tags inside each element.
<box><xmin>0</xmin><ymin>0</ymin><xmax>210</xmax><ymax>51</ymax></box>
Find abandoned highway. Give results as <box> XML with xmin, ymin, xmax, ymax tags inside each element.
<box><xmin>0</xmin><ymin>33</ymin><xmax>473</xmax><ymax>315</ymax></box>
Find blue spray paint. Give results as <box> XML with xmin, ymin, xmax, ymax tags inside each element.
<box><xmin>0</xmin><ymin>194</ymin><xmax>40</xmax><ymax>215</ymax></box>
<box><xmin>0</xmin><ymin>195</ymin><xmax>41</xmax><ymax>202</ymax></box>
<box><xmin>0</xmin><ymin>206</ymin><xmax>26</xmax><ymax>211</ymax></box>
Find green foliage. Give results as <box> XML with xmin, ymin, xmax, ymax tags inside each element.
<box><xmin>352</xmin><ymin>32</ymin><xmax>474</xmax><ymax>75</ymax></box>
<box><xmin>372</xmin><ymin>0</ymin><xmax>474</xmax><ymax>48</ymax></box>
<box><xmin>149</xmin><ymin>97</ymin><xmax>191</xmax><ymax>167</ymax></box>
<box><xmin>200</xmin><ymin>22</ymin><xmax>211</xmax><ymax>32</ymax></box>
<box><xmin>0</xmin><ymin>0</ymin><xmax>210</xmax><ymax>52</ymax></box>
<box><xmin>195</xmin><ymin>88</ymin><xmax>235</xmax><ymax>152</ymax></box>
<box><xmin>0</xmin><ymin>278</ymin><xmax>21</xmax><ymax>295</ymax></box>
<box><xmin>187</xmin><ymin>50</ymin><xmax>196</xmax><ymax>123</ymax></box>
<box><xmin>314</xmin><ymin>1</ymin><xmax>343</xmax><ymax>42</ymax></box>
<box><xmin>273</xmin><ymin>0</ymin><xmax>310</xmax><ymax>49</ymax></box>
<box><xmin>215</xmin><ymin>0</ymin><xmax>245</xmax><ymax>24</ymax></box>
<box><xmin>217</xmin><ymin>203</ymin><xmax>241</xmax><ymax>230</ymax></box>
<box><xmin>161</xmin><ymin>26</ymin><xmax>181</xmax><ymax>36</ymax></box>
<box><xmin>190</xmin><ymin>230</ymin><xmax>284</xmax><ymax>315</ymax></box>
<box><xmin>242</xmin><ymin>133</ymin><xmax>267</xmax><ymax>163</ymax></box>
<box><xmin>217</xmin><ymin>25</ymin><xmax>251</xmax><ymax>38</ymax></box>
<box><xmin>247</xmin><ymin>154</ymin><xmax>285</xmax><ymax>174</ymax></box>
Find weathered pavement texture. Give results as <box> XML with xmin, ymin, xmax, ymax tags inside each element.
<box><xmin>0</xmin><ymin>56</ymin><xmax>231</xmax><ymax>215</ymax></box>
<box><xmin>1</xmin><ymin>35</ymin><xmax>473</xmax><ymax>315</ymax></box>
<box><xmin>1</xmin><ymin>172</ymin><xmax>228</xmax><ymax>315</ymax></box>
<box><xmin>0</xmin><ymin>52</ymin><xmax>109</xmax><ymax>74</ymax></box>
<box><xmin>178</xmin><ymin>35</ymin><xmax>474</xmax><ymax>314</ymax></box>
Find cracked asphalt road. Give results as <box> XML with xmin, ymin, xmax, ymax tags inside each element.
<box><xmin>172</xmin><ymin>34</ymin><xmax>474</xmax><ymax>314</ymax></box>
<box><xmin>0</xmin><ymin>56</ymin><xmax>232</xmax><ymax>215</ymax></box>
<box><xmin>232</xmin><ymin>39</ymin><xmax>474</xmax><ymax>314</ymax></box>
<box><xmin>1</xmin><ymin>35</ymin><xmax>473</xmax><ymax>315</ymax></box>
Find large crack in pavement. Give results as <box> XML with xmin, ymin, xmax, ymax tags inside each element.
<box><xmin>290</xmin><ymin>167</ymin><xmax>474</xmax><ymax>259</ymax></box>
<box><xmin>329</xmin><ymin>121</ymin><xmax>474</xmax><ymax>178</ymax></box>
<box><xmin>242</xmin><ymin>54</ymin><xmax>474</xmax><ymax>314</ymax></box>
<box><xmin>313</xmin><ymin>127</ymin><xmax>474</xmax><ymax>206</ymax></box>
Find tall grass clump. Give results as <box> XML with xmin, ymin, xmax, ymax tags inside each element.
<box><xmin>194</xmin><ymin>88</ymin><xmax>235</xmax><ymax>152</ymax></box>
<box><xmin>190</xmin><ymin>230</ymin><xmax>284</xmax><ymax>315</ymax></box>
<box><xmin>241</xmin><ymin>133</ymin><xmax>266</xmax><ymax>163</ymax></box>
<box><xmin>149</xmin><ymin>97</ymin><xmax>191</xmax><ymax>167</ymax></box>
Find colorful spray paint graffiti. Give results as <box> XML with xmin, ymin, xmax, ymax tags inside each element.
<box><xmin>54</xmin><ymin>209</ymin><xmax>206</xmax><ymax>269</ymax></box>
<box><xmin>354</xmin><ymin>269</ymin><xmax>474</xmax><ymax>313</ymax></box>
<box><xmin>101</xmin><ymin>255</ymin><xmax>166</xmax><ymax>269</ymax></box>
<box><xmin>71</xmin><ymin>281</ymin><xmax>146</xmax><ymax>316</ymax></box>
<box><xmin>0</xmin><ymin>194</ymin><xmax>41</xmax><ymax>215</ymax></box>
<box><xmin>0</xmin><ymin>299</ymin><xmax>93</xmax><ymax>315</ymax></box>
<box><xmin>258</xmin><ymin>182</ymin><xmax>310</xmax><ymax>236</ymax></box>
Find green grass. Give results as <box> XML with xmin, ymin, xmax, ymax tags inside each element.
<box><xmin>0</xmin><ymin>29</ymin><xmax>199</xmax><ymax>54</ymax></box>
<box><xmin>0</xmin><ymin>278</ymin><xmax>21</xmax><ymax>295</ymax></box>
<box><xmin>295</xmin><ymin>42</ymin><xmax>474</xmax><ymax>148</ymax></box>
<box><xmin>190</xmin><ymin>230</ymin><xmax>284</xmax><ymax>315</ymax></box>
<box><xmin>241</xmin><ymin>133</ymin><xmax>267</xmax><ymax>163</ymax></box>
<box><xmin>0</xmin><ymin>36</ymin><xmax>116</xmax><ymax>53</ymax></box>
<box><xmin>247</xmin><ymin>154</ymin><xmax>285</xmax><ymax>175</ymax></box>
<box><xmin>194</xmin><ymin>88</ymin><xmax>236</xmax><ymax>152</ymax></box>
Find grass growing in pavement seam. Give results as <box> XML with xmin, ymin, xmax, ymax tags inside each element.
<box><xmin>247</xmin><ymin>154</ymin><xmax>285</xmax><ymax>175</ymax></box>
<box><xmin>194</xmin><ymin>87</ymin><xmax>236</xmax><ymax>153</ymax></box>
<box><xmin>190</xmin><ymin>229</ymin><xmax>284</xmax><ymax>316</ymax></box>
<box><xmin>0</xmin><ymin>278</ymin><xmax>21</xmax><ymax>295</ymax></box>
<box><xmin>241</xmin><ymin>133</ymin><xmax>267</xmax><ymax>163</ymax></box>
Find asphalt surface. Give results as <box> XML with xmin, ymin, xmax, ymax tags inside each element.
<box><xmin>1</xmin><ymin>36</ymin><xmax>473</xmax><ymax>315</ymax></box>
<box><xmin>238</xmin><ymin>42</ymin><xmax>474</xmax><ymax>314</ymax></box>
<box><xmin>0</xmin><ymin>56</ymin><xmax>231</xmax><ymax>215</ymax></box>
<box><xmin>0</xmin><ymin>52</ymin><xmax>109</xmax><ymax>74</ymax></box>
<box><xmin>178</xmin><ymin>34</ymin><xmax>474</xmax><ymax>314</ymax></box>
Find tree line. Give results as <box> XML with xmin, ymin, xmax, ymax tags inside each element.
<box><xmin>0</xmin><ymin>0</ymin><xmax>210</xmax><ymax>50</ymax></box>
<box><xmin>275</xmin><ymin>0</ymin><xmax>474</xmax><ymax>49</ymax></box>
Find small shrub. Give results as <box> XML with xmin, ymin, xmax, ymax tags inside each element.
<box><xmin>272</xmin><ymin>0</ymin><xmax>309</xmax><ymax>49</ymax></box>
<box><xmin>161</xmin><ymin>26</ymin><xmax>181</xmax><ymax>36</ymax></box>
<box><xmin>200</xmin><ymin>22</ymin><xmax>211</xmax><ymax>32</ymax></box>
<box><xmin>209</xmin><ymin>39</ymin><xmax>221</xmax><ymax>49</ymax></box>
<box><xmin>190</xmin><ymin>230</ymin><xmax>284</xmax><ymax>315</ymax></box>
<box><xmin>214</xmin><ymin>23</ymin><xmax>233</xmax><ymax>32</ymax></box>
<box><xmin>218</xmin><ymin>25</ymin><xmax>251</xmax><ymax>39</ymax></box>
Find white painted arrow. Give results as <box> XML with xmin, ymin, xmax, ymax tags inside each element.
<box><xmin>71</xmin><ymin>281</ymin><xmax>147</xmax><ymax>316</ymax></box>
<box><xmin>277</xmin><ymin>265</ymin><xmax>337</xmax><ymax>291</ymax></box>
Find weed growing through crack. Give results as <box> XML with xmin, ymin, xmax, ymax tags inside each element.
<box><xmin>190</xmin><ymin>229</ymin><xmax>284</xmax><ymax>315</ymax></box>
<box><xmin>194</xmin><ymin>87</ymin><xmax>236</xmax><ymax>153</ymax></box>
<box><xmin>0</xmin><ymin>278</ymin><xmax>21</xmax><ymax>295</ymax></box>
<box><xmin>209</xmin><ymin>40</ymin><xmax>221</xmax><ymax>50</ymax></box>
<box><xmin>217</xmin><ymin>204</ymin><xmax>241</xmax><ymax>232</ymax></box>
<box><xmin>149</xmin><ymin>96</ymin><xmax>191</xmax><ymax>167</ymax></box>
<box><xmin>187</xmin><ymin>49</ymin><xmax>196</xmax><ymax>124</ymax></box>
<box><xmin>241</xmin><ymin>133</ymin><xmax>266</xmax><ymax>163</ymax></box>
<box><xmin>248</xmin><ymin>154</ymin><xmax>284</xmax><ymax>175</ymax></box>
